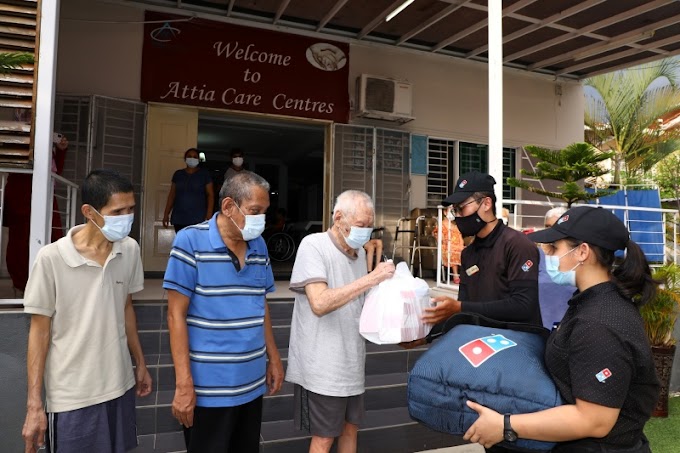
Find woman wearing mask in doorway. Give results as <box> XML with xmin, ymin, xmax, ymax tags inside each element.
<box><xmin>163</xmin><ymin>148</ymin><xmax>215</xmax><ymax>233</ymax></box>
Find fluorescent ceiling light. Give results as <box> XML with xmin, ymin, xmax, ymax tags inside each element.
<box><xmin>386</xmin><ymin>0</ymin><xmax>415</xmax><ymax>22</ymax></box>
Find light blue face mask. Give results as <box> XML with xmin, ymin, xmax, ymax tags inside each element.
<box><xmin>91</xmin><ymin>207</ymin><xmax>134</xmax><ymax>242</ymax></box>
<box><xmin>545</xmin><ymin>247</ymin><xmax>580</xmax><ymax>287</ymax></box>
<box><xmin>232</xmin><ymin>204</ymin><xmax>266</xmax><ymax>241</ymax></box>
<box><xmin>342</xmin><ymin>222</ymin><xmax>373</xmax><ymax>250</ymax></box>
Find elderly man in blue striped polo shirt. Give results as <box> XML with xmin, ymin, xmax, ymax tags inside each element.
<box><xmin>164</xmin><ymin>170</ymin><xmax>284</xmax><ymax>453</ymax></box>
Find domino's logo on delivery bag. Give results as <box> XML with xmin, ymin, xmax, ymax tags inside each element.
<box><xmin>459</xmin><ymin>334</ymin><xmax>517</xmax><ymax>367</ymax></box>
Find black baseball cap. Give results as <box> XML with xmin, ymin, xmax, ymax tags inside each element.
<box><xmin>442</xmin><ymin>171</ymin><xmax>496</xmax><ymax>206</ymax></box>
<box><xmin>527</xmin><ymin>206</ymin><xmax>630</xmax><ymax>251</ymax></box>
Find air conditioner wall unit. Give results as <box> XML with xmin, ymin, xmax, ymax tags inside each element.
<box><xmin>356</xmin><ymin>74</ymin><xmax>414</xmax><ymax>124</ymax></box>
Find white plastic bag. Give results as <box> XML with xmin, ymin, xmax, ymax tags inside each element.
<box><xmin>360</xmin><ymin>262</ymin><xmax>433</xmax><ymax>345</ymax></box>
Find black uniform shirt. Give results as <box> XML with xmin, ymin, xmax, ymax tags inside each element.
<box><xmin>545</xmin><ymin>281</ymin><xmax>660</xmax><ymax>448</ymax></box>
<box><xmin>458</xmin><ymin>221</ymin><xmax>542</xmax><ymax>326</ymax></box>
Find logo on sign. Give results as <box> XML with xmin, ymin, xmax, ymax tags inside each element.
<box><xmin>459</xmin><ymin>179</ymin><xmax>468</xmax><ymax>188</ymax></box>
<box><xmin>306</xmin><ymin>43</ymin><xmax>347</xmax><ymax>71</ymax></box>
<box><xmin>557</xmin><ymin>215</ymin><xmax>569</xmax><ymax>224</ymax></box>
<box><xmin>150</xmin><ymin>22</ymin><xmax>182</xmax><ymax>42</ymax></box>
<box><xmin>595</xmin><ymin>368</ymin><xmax>612</xmax><ymax>383</ymax></box>
<box><xmin>521</xmin><ymin>260</ymin><xmax>534</xmax><ymax>272</ymax></box>
<box><xmin>459</xmin><ymin>334</ymin><xmax>517</xmax><ymax>368</ymax></box>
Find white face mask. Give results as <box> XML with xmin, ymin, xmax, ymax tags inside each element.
<box><xmin>232</xmin><ymin>157</ymin><xmax>244</xmax><ymax>167</ymax></box>
<box><xmin>341</xmin><ymin>222</ymin><xmax>373</xmax><ymax>249</ymax></box>
<box><xmin>446</xmin><ymin>210</ymin><xmax>455</xmax><ymax>222</ymax></box>
<box><xmin>186</xmin><ymin>157</ymin><xmax>199</xmax><ymax>168</ymax></box>
<box><xmin>90</xmin><ymin>207</ymin><xmax>134</xmax><ymax>242</ymax></box>
<box><xmin>231</xmin><ymin>203</ymin><xmax>265</xmax><ymax>241</ymax></box>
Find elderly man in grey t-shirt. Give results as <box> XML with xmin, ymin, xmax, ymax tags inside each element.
<box><xmin>285</xmin><ymin>190</ymin><xmax>396</xmax><ymax>453</ymax></box>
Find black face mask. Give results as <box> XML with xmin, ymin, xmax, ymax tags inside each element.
<box><xmin>455</xmin><ymin>208</ymin><xmax>489</xmax><ymax>237</ymax></box>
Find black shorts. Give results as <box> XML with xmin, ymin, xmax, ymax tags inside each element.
<box><xmin>293</xmin><ymin>384</ymin><xmax>364</xmax><ymax>438</ymax></box>
<box><xmin>183</xmin><ymin>396</ymin><xmax>263</xmax><ymax>453</ymax></box>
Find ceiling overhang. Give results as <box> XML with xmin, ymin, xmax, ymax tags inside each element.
<box><xmin>106</xmin><ymin>0</ymin><xmax>680</xmax><ymax>81</ymax></box>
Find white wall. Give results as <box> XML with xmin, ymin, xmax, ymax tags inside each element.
<box><xmin>348</xmin><ymin>43</ymin><xmax>583</xmax><ymax>150</ymax></box>
<box><xmin>57</xmin><ymin>0</ymin><xmax>143</xmax><ymax>100</ymax></box>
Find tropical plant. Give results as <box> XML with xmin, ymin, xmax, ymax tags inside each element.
<box><xmin>0</xmin><ymin>52</ymin><xmax>33</xmax><ymax>74</ymax></box>
<box><xmin>585</xmin><ymin>58</ymin><xmax>680</xmax><ymax>185</ymax></box>
<box><xmin>507</xmin><ymin>142</ymin><xmax>614</xmax><ymax>207</ymax></box>
<box><xmin>641</xmin><ymin>263</ymin><xmax>680</xmax><ymax>347</ymax></box>
<box><xmin>653</xmin><ymin>151</ymin><xmax>680</xmax><ymax>211</ymax></box>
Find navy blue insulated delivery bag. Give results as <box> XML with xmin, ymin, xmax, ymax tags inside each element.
<box><xmin>407</xmin><ymin>314</ymin><xmax>563</xmax><ymax>452</ymax></box>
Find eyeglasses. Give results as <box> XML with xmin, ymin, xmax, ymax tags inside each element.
<box><xmin>452</xmin><ymin>198</ymin><xmax>483</xmax><ymax>216</ymax></box>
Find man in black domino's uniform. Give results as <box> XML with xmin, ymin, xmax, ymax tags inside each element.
<box><xmin>403</xmin><ymin>171</ymin><xmax>542</xmax><ymax>345</ymax></box>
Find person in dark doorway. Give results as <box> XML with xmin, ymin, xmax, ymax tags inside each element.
<box><xmin>404</xmin><ymin>171</ymin><xmax>541</xmax><ymax>346</ymax></box>
<box><xmin>162</xmin><ymin>148</ymin><xmax>215</xmax><ymax>233</ymax></box>
<box><xmin>285</xmin><ymin>190</ymin><xmax>396</xmax><ymax>453</ymax></box>
<box><xmin>537</xmin><ymin>206</ymin><xmax>576</xmax><ymax>330</ymax></box>
<box><xmin>22</xmin><ymin>169</ymin><xmax>152</xmax><ymax>453</ymax></box>
<box><xmin>164</xmin><ymin>171</ymin><xmax>284</xmax><ymax>453</ymax></box>
<box><xmin>463</xmin><ymin>206</ymin><xmax>659</xmax><ymax>453</ymax></box>
<box><xmin>4</xmin><ymin>132</ymin><xmax>69</xmax><ymax>298</ymax></box>
<box><xmin>223</xmin><ymin>148</ymin><xmax>245</xmax><ymax>182</ymax></box>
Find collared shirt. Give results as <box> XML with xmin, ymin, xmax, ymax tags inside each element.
<box><xmin>545</xmin><ymin>282</ymin><xmax>659</xmax><ymax>449</ymax></box>
<box><xmin>23</xmin><ymin>225</ymin><xmax>144</xmax><ymax>412</ymax></box>
<box><xmin>163</xmin><ymin>213</ymin><xmax>275</xmax><ymax>407</ymax></box>
<box><xmin>458</xmin><ymin>221</ymin><xmax>542</xmax><ymax>325</ymax></box>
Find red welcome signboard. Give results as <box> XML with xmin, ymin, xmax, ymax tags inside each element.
<box><xmin>141</xmin><ymin>12</ymin><xmax>350</xmax><ymax>122</ymax></box>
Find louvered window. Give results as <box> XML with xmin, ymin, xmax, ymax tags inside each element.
<box><xmin>426</xmin><ymin>138</ymin><xmax>454</xmax><ymax>208</ymax></box>
<box><xmin>0</xmin><ymin>0</ymin><xmax>37</xmax><ymax>167</ymax></box>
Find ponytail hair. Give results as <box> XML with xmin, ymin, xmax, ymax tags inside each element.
<box><xmin>611</xmin><ymin>240</ymin><xmax>657</xmax><ymax>306</ymax></box>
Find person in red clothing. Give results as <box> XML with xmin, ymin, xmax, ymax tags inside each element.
<box><xmin>4</xmin><ymin>133</ymin><xmax>68</xmax><ymax>297</ymax></box>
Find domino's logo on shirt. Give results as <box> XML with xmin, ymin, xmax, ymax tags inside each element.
<box><xmin>459</xmin><ymin>334</ymin><xmax>517</xmax><ymax>367</ymax></box>
<box><xmin>596</xmin><ymin>368</ymin><xmax>612</xmax><ymax>383</ymax></box>
<box><xmin>459</xmin><ymin>179</ymin><xmax>468</xmax><ymax>188</ymax></box>
<box><xmin>521</xmin><ymin>260</ymin><xmax>533</xmax><ymax>272</ymax></box>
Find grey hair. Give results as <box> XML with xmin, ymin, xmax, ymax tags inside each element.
<box><xmin>545</xmin><ymin>206</ymin><xmax>568</xmax><ymax>225</ymax></box>
<box><xmin>219</xmin><ymin>171</ymin><xmax>270</xmax><ymax>206</ymax></box>
<box><xmin>332</xmin><ymin>190</ymin><xmax>374</xmax><ymax>223</ymax></box>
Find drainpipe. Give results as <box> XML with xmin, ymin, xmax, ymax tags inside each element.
<box><xmin>29</xmin><ymin>0</ymin><xmax>61</xmax><ymax>273</ymax></box>
<box><xmin>488</xmin><ymin>0</ymin><xmax>504</xmax><ymax>218</ymax></box>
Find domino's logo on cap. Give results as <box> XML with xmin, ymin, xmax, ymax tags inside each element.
<box><xmin>459</xmin><ymin>179</ymin><xmax>468</xmax><ymax>188</ymax></box>
<box><xmin>557</xmin><ymin>215</ymin><xmax>569</xmax><ymax>224</ymax></box>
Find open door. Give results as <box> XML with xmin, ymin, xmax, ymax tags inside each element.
<box><xmin>143</xmin><ymin>104</ymin><xmax>198</xmax><ymax>271</ymax></box>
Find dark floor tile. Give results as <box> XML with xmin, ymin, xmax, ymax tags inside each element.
<box><xmin>129</xmin><ymin>434</ymin><xmax>155</xmax><ymax>453</ymax></box>
<box><xmin>157</xmin><ymin>389</ymin><xmax>175</xmax><ymax>405</ymax></box>
<box><xmin>268</xmin><ymin>301</ymin><xmax>294</xmax><ymax>320</ymax></box>
<box><xmin>157</xmin><ymin>405</ymin><xmax>183</xmax><ymax>434</ymax></box>
<box><xmin>139</xmin><ymin>331</ymin><xmax>161</xmax><ymax>355</ymax></box>
<box><xmin>272</xmin><ymin>325</ymin><xmax>290</xmax><ymax>350</ymax></box>
<box><xmin>364</xmin><ymin>384</ymin><xmax>407</xmax><ymax>411</ymax></box>
<box><xmin>262</xmin><ymin>393</ymin><xmax>294</xmax><ymax>422</ymax></box>
<box><xmin>407</xmin><ymin>349</ymin><xmax>429</xmax><ymax>371</ymax></box>
<box><xmin>160</xmin><ymin>331</ymin><xmax>171</xmax><ymax>354</ymax></box>
<box><xmin>365</xmin><ymin>350</ymin><xmax>409</xmax><ymax>375</ymax></box>
<box><xmin>158</xmin><ymin>365</ymin><xmax>176</xmax><ymax>390</ymax></box>
<box><xmin>357</xmin><ymin>422</ymin><xmax>444</xmax><ymax>453</ymax></box>
<box><xmin>134</xmin><ymin>305</ymin><xmax>163</xmax><ymax>325</ymax></box>
<box><xmin>262</xmin><ymin>437</ymin><xmax>311</xmax><ymax>453</ymax></box>
<box><xmin>365</xmin><ymin>372</ymin><xmax>408</xmax><ymax>388</ymax></box>
<box><xmin>159</xmin><ymin>353</ymin><xmax>174</xmax><ymax>365</ymax></box>
<box><xmin>136</xmin><ymin>407</ymin><xmax>156</xmax><ymax>436</ymax></box>
<box><xmin>156</xmin><ymin>431</ymin><xmax>187</xmax><ymax>452</ymax></box>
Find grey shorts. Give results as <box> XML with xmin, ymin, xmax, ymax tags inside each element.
<box><xmin>46</xmin><ymin>386</ymin><xmax>137</xmax><ymax>453</ymax></box>
<box><xmin>293</xmin><ymin>384</ymin><xmax>365</xmax><ymax>438</ymax></box>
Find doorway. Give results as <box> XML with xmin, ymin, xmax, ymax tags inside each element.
<box><xmin>197</xmin><ymin>112</ymin><xmax>326</xmax><ymax>278</ymax></box>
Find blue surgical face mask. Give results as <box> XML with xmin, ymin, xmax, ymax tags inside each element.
<box><xmin>342</xmin><ymin>222</ymin><xmax>373</xmax><ymax>250</ymax></box>
<box><xmin>185</xmin><ymin>157</ymin><xmax>199</xmax><ymax>168</ymax></box>
<box><xmin>91</xmin><ymin>207</ymin><xmax>134</xmax><ymax>242</ymax></box>
<box><xmin>232</xmin><ymin>203</ymin><xmax>266</xmax><ymax>241</ymax></box>
<box><xmin>545</xmin><ymin>247</ymin><xmax>580</xmax><ymax>287</ymax></box>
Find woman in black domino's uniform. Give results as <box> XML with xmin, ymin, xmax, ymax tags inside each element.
<box><xmin>463</xmin><ymin>206</ymin><xmax>660</xmax><ymax>453</ymax></box>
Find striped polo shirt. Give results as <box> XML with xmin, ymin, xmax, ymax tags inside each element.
<box><xmin>163</xmin><ymin>213</ymin><xmax>275</xmax><ymax>407</ymax></box>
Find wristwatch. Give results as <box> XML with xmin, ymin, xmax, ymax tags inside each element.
<box><xmin>504</xmin><ymin>414</ymin><xmax>518</xmax><ymax>442</ymax></box>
